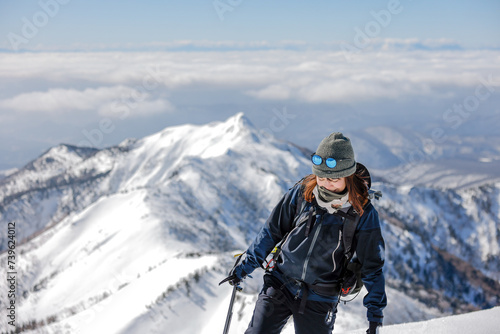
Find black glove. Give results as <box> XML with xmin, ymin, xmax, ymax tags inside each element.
<box><xmin>219</xmin><ymin>253</ymin><xmax>246</xmax><ymax>287</ymax></box>
<box><xmin>366</xmin><ymin>321</ymin><xmax>382</xmax><ymax>334</ymax></box>
<box><xmin>218</xmin><ymin>272</ymin><xmax>244</xmax><ymax>286</ymax></box>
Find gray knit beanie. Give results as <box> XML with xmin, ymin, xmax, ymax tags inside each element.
<box><xmin>312</xmin><ymin>132</ymin><xmax>356</xmax><ymax>178</ymax></box>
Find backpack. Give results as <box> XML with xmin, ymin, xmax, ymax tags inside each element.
<box><xmin>264</xmin><ymin>162</ymin><xmax>381</xmax><ymax>302</ymax></box>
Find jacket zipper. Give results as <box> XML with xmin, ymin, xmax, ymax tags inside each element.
<box><xmin>331</xmin><ymin>230</ymin><xmax>342</xmax><ymax>272</ymax></box>
<box><xmin>278</xmin><ymin>208</ymin><xmax>312</xmax><ymax>258</ymax></box>
<box><xmin>301</xmin><ymin>216</ymin><xmax>322</xmax><ymax>282</ymax></box>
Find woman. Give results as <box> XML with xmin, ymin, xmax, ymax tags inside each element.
<box><xmin>221</xmin><ymin>132</ymin><xmax>387</xmax><ymax>334</ymax></box>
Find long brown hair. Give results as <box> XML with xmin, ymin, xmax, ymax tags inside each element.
<box><xmin>301</xmin><ymin>172</ymin><xmax>369</xmax><ymax>216</ymax></box>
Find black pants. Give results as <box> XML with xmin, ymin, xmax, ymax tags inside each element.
<box><xmin>245</xmin><ymin>275</ymin><xmax>337</xmax><ymax>334</ymax></box>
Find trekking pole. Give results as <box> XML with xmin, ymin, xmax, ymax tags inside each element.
<box><xmin>222</xmin><ymin>283</ymin><xmax>242</xmax><ymax>334</ymax></box>
<box><xmin>220</xmin><ymin>253</ymin><xmax>245</xmax><ymax>334</ymax></box>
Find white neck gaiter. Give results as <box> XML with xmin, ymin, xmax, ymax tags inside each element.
<box><xmin>313</xmin><ymin>186</ymin><xmax>350</xmax><ymax>214</ymax></box>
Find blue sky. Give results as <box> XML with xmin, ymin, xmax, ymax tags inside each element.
<box><xmin>0</xmin><ymin>1</ymin><xmax>499</xmax><ymax>170</ymax></box>
<box><xmin>1</xmin><ymin>0</ymin><xmax>499</xmax><ymax>51</ymax></box>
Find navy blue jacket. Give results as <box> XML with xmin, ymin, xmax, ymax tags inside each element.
<box><xmin>235</xmin><ymin>183</ymin><xmax>387</xmax><ymax>323</ymax></box>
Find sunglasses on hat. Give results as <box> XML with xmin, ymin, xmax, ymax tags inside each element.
<box><xmin>311</xmin><ymin>153</ymin><xmax>351</xmax><ymax>169</ymax></box>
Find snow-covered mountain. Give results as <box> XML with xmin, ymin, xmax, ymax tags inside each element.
<box><xmin>0</xmin><ymin>113</ymin><xmax>498</xmax><ymax>333</ymax></box>
<box><xmin>351</xmin><ymin>126</ymin><xmax>500</xmax><ymax>189</ymax></box>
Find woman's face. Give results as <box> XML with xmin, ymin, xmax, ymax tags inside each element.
<box><xmin>316</xmin><ymin>176</ymin><xmax>347</xmax><ymax>193</ymax></box>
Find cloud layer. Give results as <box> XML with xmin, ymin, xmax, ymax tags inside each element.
<box><xmin>1</xmin><ymin>48</ymin><xmax>498</xmax><ymax>110</ymax></box>
<box><xmin>0</xmin><ymin>45</ymin><xmax>499</xmax><ymax>168</ymax></box>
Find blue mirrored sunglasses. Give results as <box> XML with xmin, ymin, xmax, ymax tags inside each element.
<box><xmin>311</xmin><ymin>153</ymin><xmax>337</xmax><ymax>168</ymax></box>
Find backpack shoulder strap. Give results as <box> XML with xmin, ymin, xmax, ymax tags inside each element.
<box><xmin>295</xmin><ymin>188</ymin><xmax>305</xmax><ymax>220</ymax></box>
<box><xmin>341</xmin><ymin>205</ymin><xmax>362</xmax><ymax>260</ymax></box>
<box><xmin>333</xmin><ymin>200</ymin><xmax>372</xmax><ymax>261</ymax></box>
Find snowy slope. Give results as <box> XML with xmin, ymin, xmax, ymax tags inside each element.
<box><xmin>0</xmin><ymin>113</ymin><xmax>498</xmax><ymax>333</ymax></box>
<box><xmin>340</xmin><ymin>307</ymin><xmax>500</xmax><ymax>334</ymax></box>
